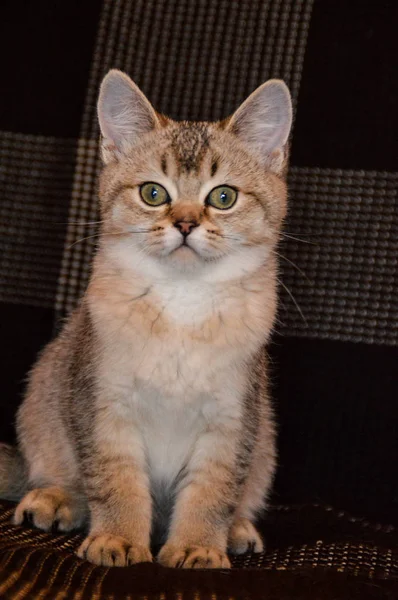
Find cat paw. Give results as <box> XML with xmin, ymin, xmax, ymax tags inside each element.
<box><xmin>228</xmin><ymin>517</ymin><xmax>264</xmax><ymax>554</ymax></box>
<box><xmin>14</xmin><ymin>487</ymin><xmax>86</xmax><ymax>532</ymax></box>
<box><xmin>77</xmin><ymin>534</ymin><xmax>153</xmax><ymax>567</ymax></box>
<box><xmin>158</xmin><ymin>542</ymin><xmax>231</xmax><ymax>569</ymax></box>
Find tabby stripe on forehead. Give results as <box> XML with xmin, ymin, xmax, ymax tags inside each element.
<box><xmin>170</xmin><ymin>123</ymin><xmax>210</xmax><ymax>174</ymax></box>
<box><xmin>211</xmin><ymin>159</ymin><xmax>218</xmax><ymax>177</ymax></box>
<box><xmin>161</xmin><ymin>155</ymin><xmax>168</xmax><ymax>176</ymax></box>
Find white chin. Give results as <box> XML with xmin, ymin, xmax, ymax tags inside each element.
<box><xmin>168</xmin><ymin>244</ymin><xmax>201</xmax><ymax>264</ymax></box>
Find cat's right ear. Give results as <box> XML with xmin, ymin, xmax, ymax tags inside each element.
<box><xmin>97</xmin><ymin>70</ymin><xmax>160</xmax><ymax>163</ymax></box>
<box><xmin>226</xmin><ymin>80</ymin><xmax>292</xmax><ymax>175</ymax></box>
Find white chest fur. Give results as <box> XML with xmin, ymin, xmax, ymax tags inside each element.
<box><xmin>90</xmin><ymin>273</ymin><xmax>270</xmax><ymax>393</ymax></box>
<box><xmin>88</xmin><ymin>262</ymin><xmax>274</xmax><ymax>495</ymax></box>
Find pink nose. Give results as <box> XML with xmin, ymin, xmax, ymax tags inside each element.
<box><xmin>174</xmin><ymin>221</ymin><xmax>198</xmax><ymax>236</ymax></box>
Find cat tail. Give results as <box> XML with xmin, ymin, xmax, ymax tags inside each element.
<box><xmin>0</xmin><ymin>443</ymin><xmax>28</xmax><ymax>501</ymax></box>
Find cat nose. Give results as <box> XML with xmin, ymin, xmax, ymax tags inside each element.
<box><xmin>174</xmin><ymin>221</ymin><xmax>198</xmax><ymax>236</ymax></box>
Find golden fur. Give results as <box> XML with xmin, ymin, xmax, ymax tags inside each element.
<box><xmin>0</xmin><ymin>70</ymin><xmax>292</xmax><ymax>569</ymax></box>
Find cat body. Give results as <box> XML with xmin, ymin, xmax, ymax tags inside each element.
<box><xmin>0</xmin><ymin>71</ymin><xmax>292</xmax><ymax>568</ymax></box>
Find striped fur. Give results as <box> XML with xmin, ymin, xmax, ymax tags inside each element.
<box><xmin>0</xmin><ymin>71</ymin><xmax>292</xmax><ymax>569</ymax></box>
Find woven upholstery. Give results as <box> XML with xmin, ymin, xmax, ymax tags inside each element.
<box><xmin>0</xmin><ymin>500</ymin><xmax>397</xmax><ymax>599</ymax></box>
<box><xmin>0</xmin><ymin>0</ymin><xmax>397</xmax><ymax>598</ymax></box>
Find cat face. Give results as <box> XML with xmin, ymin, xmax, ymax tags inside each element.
<box><xmin>97</xmin><ymin>71</ymin><xmax>292</xmax><ymax>278</ymax></box>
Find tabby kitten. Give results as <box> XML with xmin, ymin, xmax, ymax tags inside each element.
<box><xmin>0</xmin><ymin>70</ymin><xmax>292</xmax><ymax>569</ymax></box>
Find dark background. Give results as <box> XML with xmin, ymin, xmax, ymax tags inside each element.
<box><xmin>0</xmin><ymin>0</ymin><xmax>397</xmax><ymax>525</ymax></box>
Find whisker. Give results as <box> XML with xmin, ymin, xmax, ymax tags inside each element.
<box><xmin>68</xmin><ymin>220</ymin><xmax>104</xmax><ymax>226</ymax></box>
<box><xmin>273</xmin><ymin>251</ymin><xmax>311</xmax><ymax>283</ymax></box>
<box><xmin>67</xmin><ymin>230</ymin><xmax>147</xmax><ymax>249</ymax></box>
<box><xmin>68</xmin><ymin>229</ymin><xmax>151</xmax><ymax>250</ymax></box>
<box><xmin>67</xmin><ymin>232</ymin><xmax>105</xmax><ymax>249</ymax></box>
<box><xmin>277</xmin><ymin>278</ymin><xmax>308</xmax><ymax>326</ymax></box>
<box><xmin>284</xmin><ymin>230</ymin><xmax>317</xmax><ymax>237</ymax></box>
<box><xmin>280</xmin><ymin>232</ymin><xmax>317</xmax><ymax>245</ymax></box>
<box><xmin>218</xmin><ymin>234</ymin><xmax>241</xmax><ymax>242</ymax></box>
<box><xmin>53</xmin><ymin>220</ymin><xmax>104</xmax><ymax>226</ymax></box>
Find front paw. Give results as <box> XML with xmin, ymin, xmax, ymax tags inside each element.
<box><xmin>14</xmin><ymin>487</ymin><xmax>86</xmax><ymax>532</ymax></box>
<box><xmin>158</xmin><ymin>542</ymin><xmax>231</xmax><ymax>569</ymax></box>
<box><xmin>77</xmin><ymin>534</ymin><xmax>152</xmax><ymax>567</ymax></box>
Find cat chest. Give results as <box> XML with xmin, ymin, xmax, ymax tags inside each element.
<box><xmin>106</xmin><ymin>295</ymin><xmax>260</xmax><ymax>388</ymax></box>
<box><xmin>107</xmin><ymin>323</ymin><xmax>240</xmax><ymax>398</ymax></box>
<box><xmin>137</xmin><ymin>395</ymin><xmax>206</xmax><ymax>485</ymax></box>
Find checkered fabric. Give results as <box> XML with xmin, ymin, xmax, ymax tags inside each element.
<box><xmin>56</xmin><ymin>0</ymin><xmax>314</xmax><ymax>316</ymax></box>
<box><xmin>0</xmin><ymin>0</ymin><xmax>397</xmax><ymax>598</ymax></box>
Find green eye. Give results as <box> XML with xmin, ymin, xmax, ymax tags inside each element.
<box><xmin>207</xmin><ymin>186</ymin><xmax>237</xmax><ymax>210</ymax></box>
<box><xmin>140</xmin><ymin>182</ymin><xmax>170</xmax><ymax>206</ymax></box>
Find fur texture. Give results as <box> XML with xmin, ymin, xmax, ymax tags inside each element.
<box><xmin>0</xmin><ymin>70</ymin><xmax>292</xmax><ymax>569</ymax></box>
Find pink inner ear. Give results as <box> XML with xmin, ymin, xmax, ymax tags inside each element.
<box><xmin>227</xmin><ymin>80</ymin><xmax>292</xmax><ymax>168</ymax></box>
<box><xmin>98</xmin><ymin>70</ymin><xmax>159</xmax><ymax>153</ymax></box>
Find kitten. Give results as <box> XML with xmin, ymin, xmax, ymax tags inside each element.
<box><xmin>0</xmin><ymin>70</ymin><xmax>292</xmax><ymax>569</ymax></box>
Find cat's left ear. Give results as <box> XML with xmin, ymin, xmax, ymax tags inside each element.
<box><xmin>97</xmin><ymin>69</ymin><xmax>160</xmax><ymax>163</ymax></box>
<box><xmin>227</xmin><ymin>80</ymin><xmax>292</xmax><ymax>175</ymax></box>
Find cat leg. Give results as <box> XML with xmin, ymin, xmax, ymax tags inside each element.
<box><xmin>14</xmin><ymin>486</ymin><xmax>87</xmax><ymax>532</ymax></box>
<box><xmin>77</xmin><ymin>462</ymin><xmax>153</xmax><ymax>566</ymax></box>
<box><xmin>157</xmin><ymin>409</ymin><xmax>246</xmax><ymax>569</ymax></box>
<box><xmin>76</xmin><ymin>406</ymin><xmax>153</xmax><ymax>567</ymax></box>
<box><xmin>14</xmin><ymin>383</ymin><xmax>88</xmax><ymax>532</ymax></box>
<box><xmin>228</xmin><ymin>408</ymin><xmax>276</xmax><ymax>555</ymax></box>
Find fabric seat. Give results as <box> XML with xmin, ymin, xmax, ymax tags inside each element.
<box><xmin>0</xmin><ymin>500</ymin><xmax>397</xmax><ymax>598</ymax></box>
